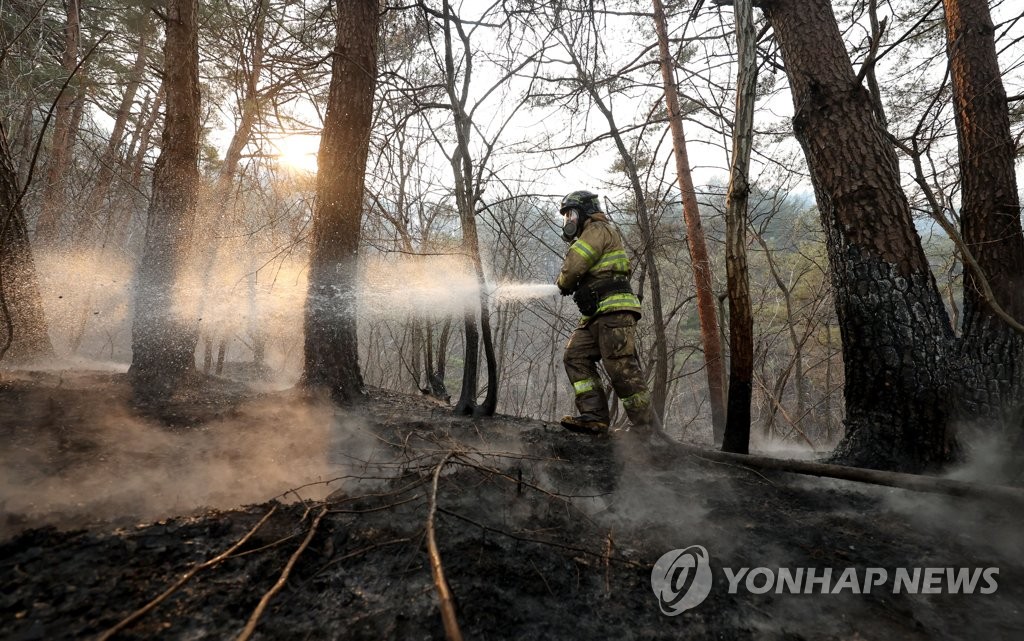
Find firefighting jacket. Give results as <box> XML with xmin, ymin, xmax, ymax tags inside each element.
<box><xmin>555</xmin><ymin>213</ymin><xmax>642</xmax><ymax>325</ymax></box>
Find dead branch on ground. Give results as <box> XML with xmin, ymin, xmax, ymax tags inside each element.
<box><xmin>97</xmin><ymin>505</ymin><xmax>279</xmax><ymax>641</ymax></box>
<box><xmin>654</xmin><ymin>429</ymin><xmax>1024</xmax><ymax>504</ymax></box>
<box><xmin>235</xmin><ymin>505</ymin><xmax>329</xmax><ymax>641</ymax></box>
<box><xmin>426</xmin><ymin>452</ymin><xmax>464</xmax><ymax>641</ymax></box>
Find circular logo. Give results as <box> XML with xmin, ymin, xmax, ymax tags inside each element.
<box><xmin>650</xmin><ymin>545</ymin><xmax>713</xmax><ymax>615</ymax></box>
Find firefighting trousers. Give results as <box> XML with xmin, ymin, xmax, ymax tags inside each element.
<box><xmin>563</xmin><ymin>311</ymin><xmax>652</xmax><ymax>426</ymax></box>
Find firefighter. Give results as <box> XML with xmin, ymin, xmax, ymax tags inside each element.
<box><xmin>555</xmin><ymin>190</ymin><xmax>652</xmax><ymax>435</ymax></box>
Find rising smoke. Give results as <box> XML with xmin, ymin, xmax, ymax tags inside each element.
<box><xmin>0</xmin><ymin>248</ymin><xmax>561</xmax><ymax>537</ymax></box>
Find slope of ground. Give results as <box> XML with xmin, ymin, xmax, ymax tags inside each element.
<box><xmin>1</xmin><ymin>372</ymin><xmax>1021</xmax><ymax>640</ymax></box>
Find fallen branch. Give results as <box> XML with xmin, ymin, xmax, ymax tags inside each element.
<box><xmin>681</xmin><ymin>449</ymin><xmax>778</xmax><ymax>487</ymax></box>
<box><xmin>658</xmin><ymin>434</ymin><xmax>1024</xmax><ymax>505</ymax></box>
<box><xmin>235</xmin><ymin>505</ymin><xmax>328</xmax><ymax>641</ymax></box>
<box><xmin>426</xmin><ymin>453</ymin><xmax>464</xmax><ymax>641</ymax></box>
<box><xmin>97</xmin><ymin>505</ymin><xmax>279</xmax><ymax>641</ymax></box>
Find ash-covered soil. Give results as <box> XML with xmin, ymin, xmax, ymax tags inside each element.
<box><xmin>1</xmin><ymin>372</ymin><xmax>1022</xmax><ymax>640</ymax></box>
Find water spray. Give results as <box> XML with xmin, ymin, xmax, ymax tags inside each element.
<box><xmin>486</xmin><ymin>282</ymin><xmax>561</xmax><ymax>302</ymax></box>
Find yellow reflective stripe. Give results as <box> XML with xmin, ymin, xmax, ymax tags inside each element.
<box><xmin>622</xmin><ymin>390</ymin><xmax>651</xmax><ymax>410</ymax></box>
<box><xmin>595</xmin><ymin>293</ymin><xmax>641</xmax><ymax>314</ymax></box>
<box><xmin>573</xmin><ymin>379</ymin><xmax>599</xmax><ymax>395</ymax></box>
<box><xmin>590</xmin><ymin>250</ymin><xmax>630</xmax><ymax>275</ymax></box>
<box><xmin>594</xmin><ymin>250</ymin><xmax>627</xmax><ymax>267</ymax></box>
<box><xmin>570</xmin><ymin>240</ymin><xmax>598</xmax><ymax>266</ymax></box>
<box><xmin>590</xmin><ymin>260</ymin><xmax>629</xmax><ymax>274</ymax></box>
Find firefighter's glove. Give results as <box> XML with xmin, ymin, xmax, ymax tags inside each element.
<box><xmin>558</xmin><ymin>283</ymin><xmax>573</xmax><ymax>297</ymax></box>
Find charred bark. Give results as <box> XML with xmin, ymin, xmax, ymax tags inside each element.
<box><xmin>720</xmin><ymin>0</ymin><xmax>756</xmax><ymax>455</ymax></box>
<box><xmin>454</xmin><ymin>311</ymin><xmax>480</xmax><ymax>415</ymax></box>
<box><xmin>0</xmin><ymin>122</ymin><xmax>54</xmax><ymax>362</ymax></box>
<box><xmin>301</xmin><ymin>0</ymin><xmax>380</xmax><ymax>404</ymax></box>
<box><xmin>425</xmin><ymin>318</ymin><xmax>452</xmax><ymax>402</ymax></box>
<box><xmin>942</xmin><ymin>0</ymin><xmax>1024</xmax><ymax>435</ymax></box>
<box><xmin>129</xmin><ymin>0</ymin><xmax>202</xmax><ymax>396</ymax></box>
<box><xmin>763</xmin><ymin>0</ymin><xmax>955</xmax><ymax>471</ymax></box>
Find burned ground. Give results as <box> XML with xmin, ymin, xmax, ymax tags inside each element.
<box><xmin>1</xmin><ymin>372</ymin><xmax>1022</xmax><ymax>640</ymax></box>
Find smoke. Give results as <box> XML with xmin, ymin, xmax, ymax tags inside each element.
<box><xmin>0</xmin><ymin>374</ymin><xmax>386</xmax><ymax>538</ymax></box>
<box><xmin>881</xmin><ymin>431</ymin><xmax>1024</xmax><ymax>561</ymax></box>
<box><xmin>0</xmin><ymin>244</ymin><xmax>565</xmax><ymax>537</ymax></box>
<box><xmin>29</xmin><ymin>249</ymin><xmax>559</xmax><ymax>377</ymax></box>
<box><xmin>943</xmin><ymin>431</ymin><xmax>1022</xmax><ymax>486</ymax></box>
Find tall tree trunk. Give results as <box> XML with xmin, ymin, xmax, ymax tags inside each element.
<box><xmin>652</xmin><ymin>0</ymin><xmax>727</xmax><ymax>439</ymax></box>
<box><xmin>129</xmin><ymin>0</ymin><xmax>202</xmax><ymax>396</ymax></box>
<box><xmin>428</xmin><ymin>317</ymin><xmax>452</xmax><ymax>400</ymax></box>
<box><xmin>108</xmin><ymin>88</ymin><xmax>163</xmax><ymax>251</ymax></box>
<box><xmin>81</xmin><ymin>22</ymin><xmax>151</xmax><ymax>242</ymax></box>
<box><xmin>0</xmin><ymin>122</ymin><xmax>54</xmax><ymax>362</ymax></box>
<box><xmin>301</xmin><ymin>0</ymin><xmax>379</xmax><ymax>403</ymax></box>
<box><xmin>69</xmin><ymin>26</ymin><xmax>152</xmax><ymax>354</ymax></box>
<box><xmin>126</xmin><ymin>88</ymin><xmax>163</xmax><ymax>185</ymax></box>
<box><xmin>127</xmin><ymin>88</ymin><xmax>164</xmax><ymax>190</ymax></box>
<box><xmin>763</xmin><ymin>0</ymin><xmax>954</xmax><ymax>472</ymax></box>
<box><xmin>942</xmin><ymin>0</ymin><xmax>1024</xmax><ymax>434</ymax></box>
<box><xmin>720</xmin><ymin>0</ymin><xmax>756</xmax><ymax>455</ymax></box>
<box><xmin>439</xmin><ymin>0</ymin><xmax>497</xmax><ymax>417</ymax></box>
<box><xmin>13</xmin><ymin>103</ymin><xmax>34</xmax><ymax>185</ymax></box>
<box><xmin>825</xmin><ymin>320</ymin><xmax>834</xmax><ymax>442</ymax></box>
<box><xmin>35</xmin><ymin>0</ymin><xmax>81</xmax><ymax>246</ymax></box>
<box><xmin>195</xmin><ymin>0</ymin><xmax>268</xmax><ymax>370</ymax></box>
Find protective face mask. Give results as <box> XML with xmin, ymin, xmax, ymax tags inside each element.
<box><xmin>561</xmin><ymin>209</ymin><xmax>580</xmax><ymax>242</ymax></box>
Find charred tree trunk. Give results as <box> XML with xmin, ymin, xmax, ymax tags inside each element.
<box><xmin>942</xmin><ymin>0</ymin><xmax>1024</xmax><ymax>434</ymax></box>
<box><xmin>652</xmin><ymin>0</ymin><xmax>727</xmax><ymax>439</ymax></box>
<box><xmin>215</xmin><ymin>338</ymin><xmax>226</xmax><ymax>375</ymax></box>
<box><xmin>301</xmin><ymin>0</ymin><xmax>379</xmax><ymax>403</ymax></box>
<box><xmin>129</xmin><ymin>0</ymin><xmax>202</xmax><ymax>396</ymax></box>
<box><xmin>426</xmin><ymin>317</ymin><xmax>452</xmax><ymax>401</ymax></box>
<box><xmin>35</xmin><ymin>0</ymin><xmax>81</xmax><ymax>246</ymax></box>
<box><xmin>0</xmin><ymin>122</ymin><xmax>54</xmax><ymax>362</ymax></box>
<box><xmin>720</xmin><ymin>0</ymin><xmax>756</xmax><ymax>455</ymax></box>
<box><xmin>203</xmin><ymin>335</ymin><xmax>213</xmax><ymax>373</ymax></box>
<box><xmin>763</xmin><ymin>0</ymin><xmax>955</xmax><ymax>472</ymax></box>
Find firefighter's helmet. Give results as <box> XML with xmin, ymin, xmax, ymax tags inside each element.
<box><xmin>559</xmin><ymin>190</ymin><xmax>602</xmax><ymax>241</ymax></box>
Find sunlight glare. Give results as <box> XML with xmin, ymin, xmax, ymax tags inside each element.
<box><xmin>271</xmin><ymin>133</ymin><xmax>320</xmax><ymax>174</ymax></box>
